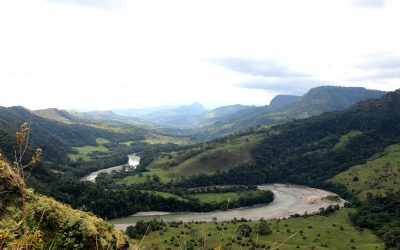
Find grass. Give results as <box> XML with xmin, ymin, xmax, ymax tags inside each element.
<box><xmin>190</xmin><ymin>190</ymin><xmax>267</xmax><ymax>204</ymax></box>
<box><xmin>330</xmin><ymin>143</ymin><xmax>400</xmax><ymax>201</ymax></box>
<box><xmin>117</xmin><ymin>134</ymin><xmax>263</xmax><ymax>185</ymax></box>
<box><xmin>333</xmin><ymin>130</ymin><xmax>362</xmax><ymax>150</ymax></box>
<box><xmin>142</xmin><ymin>134</ymin><xmax>191</xmax><ymax>145</ymax></box>
<box><xmin>134</xmin><ymin>209</ymin><xmax>383</xmax><ymax>250</ymax></box>
<box><xmin>96</xmin><ymin>137</ymin><xmax>111</xmax><ymax>144</ymax></box>
<box><xmin>67</xmin><ymin>145</ymin><xmax>109</xmax><ymax>161</ymax></box>
<box><xmin>141</xmin><ymin>190</ymin><xmax>187</xmax><ymax>201</ymax></box>
<box><xmin>190</xmin><ymin>192</ymin><xmax>241</xmax><ymax>203</ymax></box>
<box><xmin>323</xmin><ymin>195</ymin><xmax>341</xmax><ymax>202</ymax></box>
<box><xmin>119</xmin><ymin>141</ymin><xmax>134</xmax><ymax>146</ymax></box>
<box><xmin>68</xmin><ymin>137</ymin><xmax>133</xmax><ymax>162</ymax></box>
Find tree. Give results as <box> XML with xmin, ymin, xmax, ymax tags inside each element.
<box><xmin>237</xmin><ymin>224</ymin><xmax>252</xmax><ymax>237</ymax></box>
<box><xmin>257</xmin><ymin>219</ymin><xmax>272</xmax><ymax>235</ymax></box>
<box><xmin>126</xmin><ymin>220</ymin><xmax>148</xmax><ymax>239</ymax></box>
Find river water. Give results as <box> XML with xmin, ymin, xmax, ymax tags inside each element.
<box><xmin>109</xmin><ymin>183</ymin><xmax>345</xmax><ymax>231</ymax></box>
<box><xmin>82</xmin><ymin>153</ymin><xmax>140</xmax><ymax>182</ymax></box>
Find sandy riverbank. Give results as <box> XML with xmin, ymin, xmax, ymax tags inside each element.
<box><xmin>111</xmin><ymin>183</ymin><xmax>345</xmax><ymax>231</ymax></box>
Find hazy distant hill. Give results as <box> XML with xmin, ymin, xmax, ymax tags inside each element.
<box><xmin>34</xmin><ymin>108</ymin><xmax>153</xmax><ymax>128</ymax></box>
<box><xmin>285</xmin><ymin>86</ymin><xmax>386</xmax><ymax>116</ymax></box>
<box><xmin>47</xmin><ymin>86</ymin><xmax>386</xmax><ymax>140</ymax></box>
<box><xmin>112</xmin><ymin>105</ymin><xmax>178</xmax><ymax>117</ymax></box>
<box><xmin>137</xmin><ymin>103</ymin><xmax>207</xmax><ymax>127</ymax></box>
<box><xmin>194</xmin><ymin>86</ymin><xmax>386</xmax><ymax>139</ymax></box>
<box><xmin>1</xmin><ymin>106</ymin><xmax>146</xmax><ymax>163</ymax></box>
<box><xmin>268</xmin><ymin>94</ymin><xmax>301</xmax><ymax>110</ymax></box>
<box><xmin>33</xmin><ymin>108</ymin><xmax>78</xmax><ymax>122</ymax></box>
<box><xmin>168</xmin><ymin>88</ymin><xmax>400</xmax><ymax>188</ymax></box>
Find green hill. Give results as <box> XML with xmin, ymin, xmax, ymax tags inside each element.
<box><xmin>0</xmin><ymin>106</ymin><xmax>146</xmax><ymax>164</ymax></box>
<box><xmin>193</xmin><ymin>86</ymin><xmax>386</xmax><ymax>139</ymax></box>
<box><xmin>118</xmin><ymin>133</ymin><xmax>263</xmax><ymax>184</ymax></box>
<box><xmin>122</xmin><ymin>89</ymin><xmax>397</xmax><ymax>187</ymax></box>
<box><xmin>137</xmin><ymin>209</ymin><xmax>383</xmax><ymax>250</ymax></box>
<box><xmin>330</xmin><ymin>143</ymin><xmax>400</xmax><ymax>201</ymax></box>
<box><xmin>0</xmin><ymin>157</ymin><xmax>131</xmax><ymax>249</ymax></box>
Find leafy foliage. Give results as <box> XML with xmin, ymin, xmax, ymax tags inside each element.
<box><xmin>126</xmin><ymin>219</ymin><xmax>166</xmax><ymax>239</ymax></box>
<box><xmin>350</xmin><ymin>193</ymin><xmax>400</xmax><ymax>249</ymax></box>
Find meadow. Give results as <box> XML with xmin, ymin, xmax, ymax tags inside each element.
<box><xmin>330</xmin><ymin>143</ymin><xmax>400</xmax><ymax>200</ymax></box>
<box><xmin>118</xmin><ymin>134</ymin><xmax>263</xmax><ymax>185</ymax></box>
<box><xmin>133</xmin><ymin>209</ymin><xmax>383</xmax><ymax>250</ymax></box>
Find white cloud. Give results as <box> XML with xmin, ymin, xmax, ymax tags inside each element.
<box><xmin>0</xmin><ymin>0</ymin><xmax>399</xmax><ymax>110</ymax></box>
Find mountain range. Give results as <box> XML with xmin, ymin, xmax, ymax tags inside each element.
<box><xmin>49</xmin><ymin>86</ymin><xmax>385</xmax><ymax>140</ymax></box>
<box><xmin>1</xmin><ymin>85</ymin><xmax>399</xmax><ymax>249</ymax></box>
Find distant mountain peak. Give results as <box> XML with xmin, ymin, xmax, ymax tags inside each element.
<box><xmin>269</xmin><ymin>95</ymin><xmax>301</xmax><ymax>110</ymax></box>
<box><xmin>297</xmin><ymin>86</ymin><xmax>386</xmax><ymax>112</ymax></box>
<box><xmin>175</xmin><ymin>103</ymin><xmax>206</xmax><ymax>115</ymax></box>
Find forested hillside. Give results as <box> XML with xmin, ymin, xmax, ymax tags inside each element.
<box><xmin>194</xmin><ymin>86</ymin><xmax>386</xmax><ymax>139</ymax></box>
<box><xmin>0</xmin><ymin>106</ymin><xmax>146</xmax><ymax>164</ymax></box>
<box><xmin>178</xmin><ymin>89</ymin><xmax>400</xmax><ymax>188</ymax></box>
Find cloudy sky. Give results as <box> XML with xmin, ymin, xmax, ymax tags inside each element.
<box><xmin>0</xmin><ymin>0</ymin><xmax>399</xmax><ymax>110</ymax></box>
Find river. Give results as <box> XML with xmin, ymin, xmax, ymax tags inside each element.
<box><xmin>82</xmin><ymin>153</ymin><xmax>140</xmax><ymax>182</ymax></box>
<box><xmin>109</xmin><ymin>183</ymin><xmax>346</xmax><ymax>231</ymax></box>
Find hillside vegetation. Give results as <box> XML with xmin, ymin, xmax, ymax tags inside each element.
<box><xmin>0</xmin><ymin>157</ymin><xmax>131</xmax><ymax>249</ymax></box>
<box><xmin>175</xmin><ymin>90</ymin><xmax>400</xmax><ymax>187</ymax></box>
<box><xmin>118</xmin><ymin>133</ymin><xmax>263</xmax><ymax>184</ymax></box>
<box><xmin>330</xmin><ymin>143</ymin><xmax>400</xmax><ymax>201</ymax></box>
<box><xmin>137</xmin><ymin>209</ymin><xmax>383</xmax><ymax>250</ymax></box>
<box><xmin>0</xmin><ymin>106</ymin><xmax>146</xmax><ymax>164</ymax></box>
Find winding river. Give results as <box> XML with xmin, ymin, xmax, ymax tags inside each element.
<box><xmin>109</xmin><ymin>184</ymin><xmax>345</xmax><ymax>231</ymax></box>
<box><xmin>82</xmin><ymin>153</ymin><xmax>140</xmax><ymax>182</ymax></box>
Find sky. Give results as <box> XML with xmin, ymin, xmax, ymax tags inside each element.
<box><xmin>0</xmin><ymin>0</ymin><xmax>399</xmax><ymax>110</ymax></box>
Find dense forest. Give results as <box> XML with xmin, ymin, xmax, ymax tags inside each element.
<box><xmin>350</xmin><ymin>193</ymin><xmax>400</xmax><ymax>249</ymax></box>
<box><xmin>176</xmin><ymin>90</ymin><xmax>400</xmax><ymax>188</ymax></box>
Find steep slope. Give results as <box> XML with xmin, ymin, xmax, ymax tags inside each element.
<box><xmin>268</xmin><ymin>94</ymin><xmax>301</xmax><ymax>110</ymax></box>
<box><xmin>34</xmin><ymin>108</ymin><xmax>153</xmax><ymax>128</ymax></box>
<box><xmin>285</xmin><ymin>86</ymin><xmax>386</xmax><ymax>117</ymax></box>
<box><xmin>0</xmin><ymin>106</ymin><xmax>145</xmax><ymax>164</ymax></box>
<box><xmin>195</xmin><ymin>86</ymin><xmax>386</xmax><ymax>139</ymax></box>
<box><xmin>330</xmin><ymin>143</ymin><xmax>400</xmax><ymax>201</ymax></box>
<box><xmin>33</xmin><ymin>108</ymin><xmax>77</xmax><ymax>122</ymax></box>
<box><xmin>140</xmin><ymin>89</ymin><xmax>399</xmax><ymax>189</ymax></box>
<box><xmin>0</xmin><ymin>158</ymin><xmax>130</xmax><ymax>249</ymax></box>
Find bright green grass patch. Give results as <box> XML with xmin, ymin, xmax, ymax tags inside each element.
<box><xmin>141</xmin><ymin>190</ymin><xmax>186</xmax><ymax>201</ymax></box>
<box><xmin>96</xmin><ymin>137</ymin><xmax>111</xmax><ymax>144</ymax></box>
<box><xmin>68</xmin><ymin>145</ymin><xmax>109</xmax><ymax>161</ymax></box>
<box><xmin>333</xmin><ymin>130</ymin><xmax>362</xmax><ymax>150</ymax></box>
<box><xmin>142</xmin><ymin>134</ymin><xmax>191</xmax><ymax>145</ymax></box>
<box><xmin>190</xmin><ymin>192</ymin><xmax>241</xmax><ymax>203</ymax></box>
<box><xmin>324</xmin><ymin>195</ymin><xmax>341</xmax><ymax>202</ymax></box>
<box><xmin>117</xmin><ymin>134</ymin><xmax>263</xmax><ymax>185</ymax></box>
<box><xmin>84</xmin><ymin>123</ymin><xmax>134</xmax><ymax>133</ymax></box>
<box><xmin>190</xmin><ymin>190</ymin><xmax>267</xmax><ymax>204</ymax></box>
<box><xmin>119</xmin><ymin>141</ymin><xmax>134</xmax><ymax>146</ymax></box>
<box><xmin>135</xmin><ymin>209</ymin><xmax>383</xmax><ymax>250</ymax></box>
<box><xmin>330</xmin><ymin>143</ymin><xmax>400</xmax><ymax>201</ymax></box>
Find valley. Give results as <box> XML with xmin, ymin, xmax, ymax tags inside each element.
<box><xmin>109</xmin><ymin>184</ymin><xmax>345</xmax><ymax>230</ymax></box>
<box><xmin>82</xmin><ymin>153</ymin><xmax>140</xmax><ymax>182</ymax></box>
<box><xmin>133</xmin><ymin>209</ymin><xmax>383</xmax><ymax>250</ymax></box>
<box><xmin>1</xmin><ymin>86</ymin><xmax>400</xmax><ymax>249</ymax></box>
